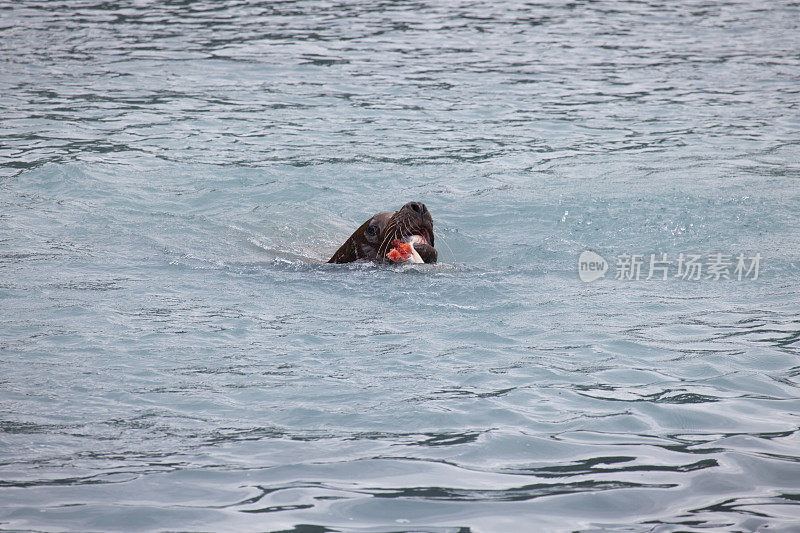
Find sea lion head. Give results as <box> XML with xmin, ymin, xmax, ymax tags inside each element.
<box><xmin>328</xmin><ymin>201</ymin><xmax>437</xmax><ymax>264</ymax></box>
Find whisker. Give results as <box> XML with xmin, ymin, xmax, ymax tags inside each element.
<box><xmin>378</xmin><ymin>229</ymin><xmax>394</xmax><ymax>257</ymax></box>
<box><xmin>378</xmin><ymin>219</ymin><xmax>400</xmax><ymax>257</ymax></box>
<box><xmin>400</xmin><ymin>219</ymin><xmax>413</xmax><ymax>240</ymax></box>
<box><xmin>436</xmin><ymin>230</ymin><xmax>455</xmax><ymax>264</ymax></box>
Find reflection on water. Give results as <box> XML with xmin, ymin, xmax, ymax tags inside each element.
<box><xmin>1</xmin><ymin>0</ymin><xmax>800</xmax><ymax>531</ymax></box>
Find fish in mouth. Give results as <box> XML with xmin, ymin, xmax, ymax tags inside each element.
<box><xmin>328</xmin><ymin>201</ymin><xmax>438</xmax><ymax>264</ymax></box>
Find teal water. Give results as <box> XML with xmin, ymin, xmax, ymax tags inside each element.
<box><xmin>2</xmin><ymin>2</ymin><xmax>800</xmax><ymax>532</ymax></box>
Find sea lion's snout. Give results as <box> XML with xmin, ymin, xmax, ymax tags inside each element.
<box><xmin>396</xmin><ymin>201</ymin><xmax>434</xmax><ymax>249</ymax></box>
<box><xmin>402</xmin><ymin>201</ymin><xmax>427</xmax><ymax>214</ymax></box>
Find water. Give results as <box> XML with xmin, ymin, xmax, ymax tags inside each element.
<box><xmin>1</xmin><ymin>1</ymin><xmax>800</xmax><ymax>531</ymax></box>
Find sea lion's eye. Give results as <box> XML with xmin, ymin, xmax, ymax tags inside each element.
<box><xmin>366</xmin><ymin>224</ymin><xmax>378</xmax><ymax>236</ymax></box>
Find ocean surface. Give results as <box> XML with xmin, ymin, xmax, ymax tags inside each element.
<box><xmin>2</xmin><ymin>1</ymin><xmax>800</xmax><ymax>531</ymax></box>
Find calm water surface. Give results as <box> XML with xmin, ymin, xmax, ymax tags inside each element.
<box><xmin>2</xmin><ymin>1</ymin><xmax>800</xmax><ymax>531</ymax></box>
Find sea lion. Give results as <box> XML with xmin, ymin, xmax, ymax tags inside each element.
<box><xmin>328</xmin><ymin>201</ymin><xmax>437</xmax><ymax>264</ymax></box>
